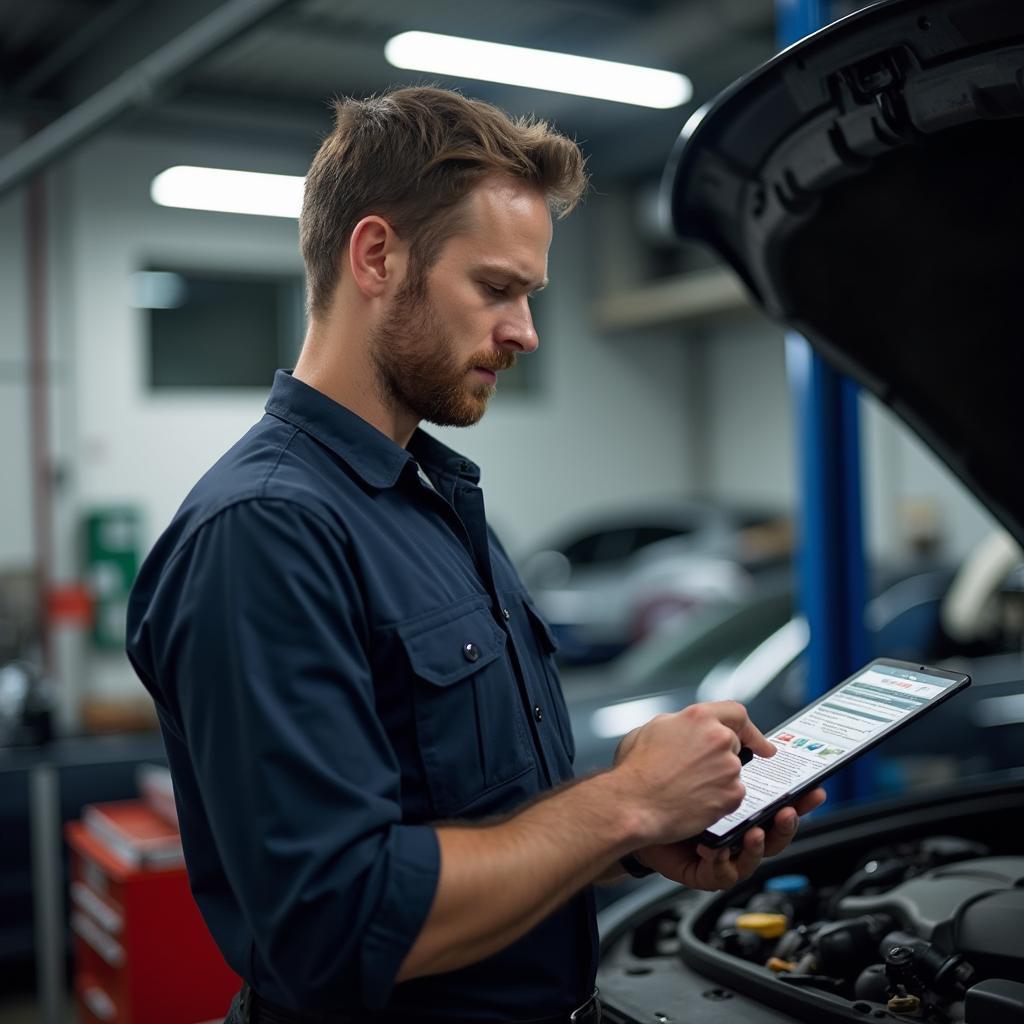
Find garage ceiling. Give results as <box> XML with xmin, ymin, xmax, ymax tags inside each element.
<box><xmin>0</xmin><ymin>0</ymin><xmax>781</xmax><ymax>182</ymax></box>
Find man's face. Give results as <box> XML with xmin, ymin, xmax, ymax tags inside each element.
<box><xmin>370</xmin><ymin>176</ymin><xmax>552</xmax><ymax>428</ymax></box>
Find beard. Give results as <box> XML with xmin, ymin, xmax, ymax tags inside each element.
<box><xmin>369</xmin><ymin>276</ymin><xmax>515</xmax><ymax>428</ymax></box>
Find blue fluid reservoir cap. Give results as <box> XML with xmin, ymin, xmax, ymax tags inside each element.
<box><xmin>764</xmin><ymin>874</ymin><xmax>810</xmax><ymax>893</ymax></box>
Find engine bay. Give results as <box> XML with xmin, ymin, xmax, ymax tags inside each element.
<box><xmin>597</xmin><ymin>779</ymin><xmax>1024</xmax><ymax>1024</ymax></box>
<box><xmin>702</xmin><ymin>843</ymin><xmax>1022</xmax><ymax>1022</ymax></box>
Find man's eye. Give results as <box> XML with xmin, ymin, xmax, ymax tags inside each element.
<box><xmin>483</xmin><ymin>282</ymin><xmax>507</xmax><ymax>297</ymax></box>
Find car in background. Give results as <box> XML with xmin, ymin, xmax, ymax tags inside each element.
<box><xmin>562</xmin><ymin>586</ymin><xmax>793</xmax><ymax>769</ymax></box>
<box><xmin>565</xmin><ymin>565</ymin><xmax>956</xmax><ymax>776</ymax></box>
<box><xmin>596</xmin><ymin>4</ymin><xmax>1024</xmax><ymax>1022</ymax></box>
<box><xmin>720</xmin><ymin>545</ymin><xmax>1024</xmax><ymax>793</ymax></box>
<box><xmin>518</xmin><ymin>500</ymin><xmax>792</xmax><ymax>665</ymax></box>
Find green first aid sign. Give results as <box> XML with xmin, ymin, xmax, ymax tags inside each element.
<box><xmin>84</xmin><ymin>507</ymin><xmax>141</xmax><ymax>649</ymax></box>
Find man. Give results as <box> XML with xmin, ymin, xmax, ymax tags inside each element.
<box><xmin>127</xmin><ymin>87</ymin><xmax>824</xmax><ymax>1024</ymax></box>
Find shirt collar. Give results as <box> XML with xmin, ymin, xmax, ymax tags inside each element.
<box><xmin>265</xmin><ymin>370</ymin><xmax>481</xmax><ymax>489</ymax></box>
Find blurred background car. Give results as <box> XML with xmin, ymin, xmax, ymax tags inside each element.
<box><xmin>518</xmin><ymin>500</ymin><xmax>793</xmax><ymax>665</ymax></box>
<box><xmin>565</xmin><ymin>562</ymin><xmax>961</xmax><ymax>776</ymax></box>
<box><xmin>731</xmin><ymin>533</ymin><xmax>1024</xmax><ymax>794</ymax></box>
<box><xmin>571</xmin><ymin>538</ymin><xmax>1024</xmax><ymax>910</ymax></box>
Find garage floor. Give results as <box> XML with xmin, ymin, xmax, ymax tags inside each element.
<box><xmin>0</xmin><ymin>994</ymin><xmax>228</xmax><ymax>1023</ymax></box>
<box><xmin>0</xmin><ymin>994</ymin><xmax>76</xmax><ymax>1024</ymax></box>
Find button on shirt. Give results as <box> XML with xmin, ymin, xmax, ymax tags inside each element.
<box><xmin>126</xmin><ymin>371</ymin><xmax>596</xmax><ymax>1019</ymax></box>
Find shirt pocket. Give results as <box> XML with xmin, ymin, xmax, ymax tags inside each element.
<box><xmin>399</xmin><ymin>602</ymin><xmax>533</xmax><ymax>816</ymax></box>
<box><xmin>521</xmin><ymin>597</ymin><xmax>576</xmax><ymax>766</ymax></box>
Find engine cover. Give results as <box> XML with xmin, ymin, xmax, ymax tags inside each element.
<box><xmin>837</xmin><ymin>856</ymin><xmax>1024</xmax><ymax>956</ymax></box>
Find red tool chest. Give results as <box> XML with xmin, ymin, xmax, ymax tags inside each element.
<box><xmin>65</xmin><ymin>813</ymin><xmax>240</xmax><ymax>1024</ymax></box>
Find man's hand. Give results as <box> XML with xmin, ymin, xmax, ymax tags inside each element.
<box><xmin>610</xmin><ymin>701</ymin><xmax>776</xmax><ymax>845</ymax></box>
<box><xmin>610</xmin><ymin>701</ymin><xmax>827</xmax><ymax>890</ymax></box>
<box><xmin>630</xmin><ymin>786</ymin><xmax>827</xmax><ymax>890</ymax></box>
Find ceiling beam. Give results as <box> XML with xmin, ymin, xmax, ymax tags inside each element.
<box><xmin>0</xmin><ymin>0</ymin><xmax>304</xmax><ymax>199</ymax></box>
<box><xmin>52</xmin><ymin>0</ymin><xmax>232</xmax><ymax>102</ymax></box>
<box><xmin>12</xmin><ymin>0</ymin><xmax>143</xmax><ymax>99</ymax></box>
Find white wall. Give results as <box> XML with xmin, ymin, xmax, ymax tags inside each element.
<box><xmin>861</xmin><ymin>394</ymin><xmax>999</xmax><ymax>565</ymax></box>
<box><xmin>66</xmin><ymin>133</ymin><xmax>307</xmax><ymax>544</ymax></box>
<box><xmin>700</xmin><ymin>314</ymin><xmax>795</xmax><ymax>506</ymax></box>
<box><xmin>695</xmin><ymin>309</ymin><xmax>999</xmax><ymax>564</ymax></box>
<box><xmin>0</xmin><ymin>128</ymin><xmax>33</xmax><ymax>571</ymax></box>
<box><xmin>54</xmin><ymin>133</ymin><xmax>307</xmax><ymax>705</ymax></box>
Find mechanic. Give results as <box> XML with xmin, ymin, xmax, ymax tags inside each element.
<box><xmin>125</xmin><ymin>86</ymin><xmax>826</xmax><ymax>1024</ymax></box>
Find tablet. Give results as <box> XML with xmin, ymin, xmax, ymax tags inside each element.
<box><xmin>698</xmin><ymin>658</ymin><xmax>971</xmax><ymax>849</ymax></box>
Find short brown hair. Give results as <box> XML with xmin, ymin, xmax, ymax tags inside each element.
<box><xmin>299</xmin><ymin>86</ymin><xmax>588</xmax><ymax>317</ymax></box>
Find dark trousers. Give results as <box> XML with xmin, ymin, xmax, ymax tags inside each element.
<box><xmin>222</xmin><ymin>985</ymin><xmax>602</xmax><ymax>1024</ymax></box>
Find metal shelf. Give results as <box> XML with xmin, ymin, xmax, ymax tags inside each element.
<box><xmin>593</xmin><ymin>267</ymin><xmax>753</xmax><ymax>331</ymax></box>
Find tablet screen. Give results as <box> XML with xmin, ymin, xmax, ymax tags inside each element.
<box><xmin>704</xmin><ymin>663</ymin><xmax>963</xmax><ymax>839</ymax></box>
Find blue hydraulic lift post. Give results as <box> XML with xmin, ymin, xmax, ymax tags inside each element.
<box><xmin>776</xmin><ymin>0</ymin><xmax>872</xmax><ymax>804</ymax></box>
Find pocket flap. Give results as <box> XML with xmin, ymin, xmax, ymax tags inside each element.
<box><xmin>399</xmin><ymin>605</ymin><xmax>506</xmax><ymax>686</ymax></box>
<box><xmin>523</xmin><ymin>598</ymin><xmax>561</xmax><ymax>653</ymax></box>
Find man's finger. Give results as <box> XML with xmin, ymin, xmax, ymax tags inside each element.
<box><xmin>793</xmin><ymin>786</ymin><xmax>828</xmax><ymax>815</ymax></box>
<box><xmin>763</xmin><ymin>808</ymin><xmax>799</xmax><ymax>857</ymax></box>
<box><xmin>762</xmin><ymin>788</ymin><xmax>827</xmax><ymax>856</ymax></box>
<box><xmin>736</xmin><ymin>718</ymin><xmax>775</xmax><ymax>758</ymax></box>
<box><xmin>732</xmin><ymin>827</ymin><xmax>766</xmax><ymax>881</ymax></box>
<box><xmin>693</xmin><ymin>850</ymin><xmax>736</xmax><ymax>891</ymax></box>
<box><xmin>703</xmin><ymin>700</ymin><xmax>749</xmax><ymax>731</ymax></box>
<box><xmin>705</xmin><ymin>702</ymin><xmax>776</xmax><ymax>758</ymax></box>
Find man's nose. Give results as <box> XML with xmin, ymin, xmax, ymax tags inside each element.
<box><xmin>496</xmin><ymin>296</ymin><xmax>539</xmax><ymax>354</ymax></box>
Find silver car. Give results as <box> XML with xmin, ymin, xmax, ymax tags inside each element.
<box><xmin>519</xmin><ymin>501</ymin><xmax>792</xmax><ymax>665</ymax></box>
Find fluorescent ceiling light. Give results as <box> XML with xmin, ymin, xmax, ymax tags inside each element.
<box><xmin>385</xmin><ymin>31</ymin><xmax>692</xmax><ymax>109</ymax></box>
<box><xmin>151</xmin><ymin>166</ymin><xmax>304</xmax><ymax>218</ymax></box>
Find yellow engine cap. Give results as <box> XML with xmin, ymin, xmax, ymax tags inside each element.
<box><xmin>735</xmin><ymin>913</ymin><xmax>788</xmax><ymax>938</ymax></box>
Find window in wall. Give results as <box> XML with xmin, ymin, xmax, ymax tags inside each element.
<box><xmin>134</xmin><ymin>268</ymin><xmax>304</xmax><ymax>389</ymax></box>
<box><xmin>134</xmin><ymin>266</ymin><xmax>546</xmax><ymax>395</ymax></box>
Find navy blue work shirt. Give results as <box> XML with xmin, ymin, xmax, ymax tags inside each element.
<box><xmin>126</xmin><ymin>370</ymin><xmax>597</xmax><ymax>1019</ymax></box>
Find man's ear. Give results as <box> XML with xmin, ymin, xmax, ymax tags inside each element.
<box><xmin>348</xmin><ymin>215</ymin><xmax>404</xmax><ymax>298</ymax></box>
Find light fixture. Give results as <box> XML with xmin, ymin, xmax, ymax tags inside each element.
<box><xmin>150</xmin><ymin>166</ymin><xmax>304</xmax><ymax>218</ymax></box>
<box><xmin>385</xmin><ymin>31</ymin><xmax>692</xmax><ymax>109</ymax></box>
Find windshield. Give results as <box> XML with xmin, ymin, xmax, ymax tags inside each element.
<box><xmin>618</xmin><ymin>589</ymin><xmax>793</xmax><ymax>689</ymax></box>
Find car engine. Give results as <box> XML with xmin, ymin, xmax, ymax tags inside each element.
<box><xmin>598</xmin><ymin>786</ymin><xmax>1024</xmax><ymax>1024</ymax></box>
<box><xmin>703</xmin><ymin>838</ymin><xmax>1023</xmax><ymax>1023</ymax></box>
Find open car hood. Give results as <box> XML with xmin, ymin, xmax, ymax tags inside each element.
<box><xmin>663</xmin><ymin>0</ymin><xmax>1024</xmax><ymax>545</ymax></box>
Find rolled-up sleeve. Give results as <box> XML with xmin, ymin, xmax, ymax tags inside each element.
<box><xmin>133</xmin><ymin>497</ymin><xmax>439</xmax><ymax>1008</ymax></box>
